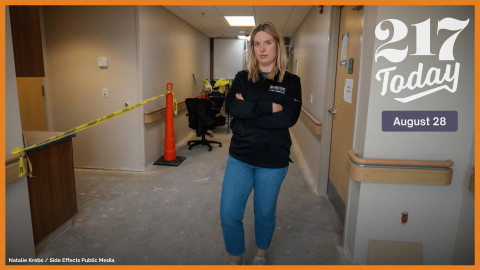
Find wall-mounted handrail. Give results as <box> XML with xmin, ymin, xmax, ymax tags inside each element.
<box><xmin>144</xmin><ymin>95</ymin><xmax>202</xmax><ymax>123</ymax></box>
<box><xmin>348</xmin><ymin>150</ymin><xmax>453</xmax><ymax>168</ymax></box>
<box><xmin>5</xmin><ymin>154</ymin><xmax>21</xmax><ymax>184</ymax></box>
<box><xmin>5</xmin><ymin>153</ymin><xmax>20</xmax><ymax>164</ymax></box>
<box><xmin>347</xmin><ymin>149</ymin><xmax>453</xmax><ymax>185</ymax></box>
<box><xmin>300</xmin><ymin>107</ymin><xmax>322</xmax><ymax>135</ymax></box>
<box><xmin>301</xmin><ymin>107</ymin><xmax>322</xmax><ymax>126</ymax></box>
<box><xmin>144</xmin><ymin>100</ymin><xmax>191</xmax><ymax>124</ymax></box>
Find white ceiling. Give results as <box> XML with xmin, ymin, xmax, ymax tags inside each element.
<box><xmin>163</xmin><ymin>5</ymin><xmax>313</xmax><ymax>38</ymax></box>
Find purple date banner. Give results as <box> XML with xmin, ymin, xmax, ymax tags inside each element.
<box><xmin>382</xmin><ymin>111</ymin><xmax>458</xmax><ymax>132</ymax></box>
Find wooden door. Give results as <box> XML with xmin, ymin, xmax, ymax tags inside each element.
<box><xmin>16</xmin><ymin>77</ymin><xmax>47</xmax><ymax>131</ymax></box>
<box><xmin>328</xmin><ymin>6</ymin><xmax>364</xmax><ymax>208</ymax></box>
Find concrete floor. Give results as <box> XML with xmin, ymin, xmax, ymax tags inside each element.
<box><xmin>36</xmin><ymin>125</ymin><xmax>347</xmax><ymax>265</ymax></box>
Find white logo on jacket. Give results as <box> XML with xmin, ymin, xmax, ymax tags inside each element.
<box><xmin>269</xmin><ymin>85</ymin><xmax>286</xmax><ymax>94</ymax></box>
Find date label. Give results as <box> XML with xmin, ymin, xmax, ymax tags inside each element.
<box><xmin>382</xmin><ymin>111</ymin><xmax>457</xmax><ymax>132</ymax></box>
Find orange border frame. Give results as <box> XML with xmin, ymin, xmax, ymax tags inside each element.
<box><xmin>1</xmin><ymin>2</ymin><xmax>478</xmax><ymax>269</ymax></box>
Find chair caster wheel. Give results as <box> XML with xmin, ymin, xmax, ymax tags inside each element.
<box><xmin>188</xmin><ymin>147</ymin><xmax>192</xmax><ymax>150</ymax></box>
<box><xmin>219</xmin><ymin>144</ymin><xmax>222</xmax><ymax>147</ymax></box>
<box><xmin>208</xmin><ymin>148</ymin><xmax>212</xmax><ymax>151</ymax></box>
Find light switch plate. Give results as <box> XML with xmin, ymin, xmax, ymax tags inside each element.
<box><xmin>98</xmin><ymin>57</ymin><xmax>108</xmax><ymax>68</ymax></box>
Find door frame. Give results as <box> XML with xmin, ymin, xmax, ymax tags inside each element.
<box><xmin>317</xmin><ymin>5</ymin><xmax>341</xmax><ymax>195</ymax></box>
<box><xmin>317</xmin><ymin>5</ymin><xmax>367</xmax><ymax>197</ymax></box>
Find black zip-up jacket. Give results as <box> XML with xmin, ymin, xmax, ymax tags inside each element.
<box><xmin>226</xmin><ymin>70</ymin><xmax>302</xmax><ymax>168</ymax></box>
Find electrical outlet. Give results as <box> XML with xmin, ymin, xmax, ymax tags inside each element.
<box><xmin>102</xmin><ymin>88</ymin><xmax>108</xmax><ymax>98</ymax></box>
<box><xmin>311</xmin><ymin>95</ymin><xmax>313</xmax><ymax>104</ymax></box>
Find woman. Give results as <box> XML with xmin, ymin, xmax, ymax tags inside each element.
<box><xmin>220</xmin><ymin>22</ymin><xmax>302</xmax><ymax>265</ymax></box>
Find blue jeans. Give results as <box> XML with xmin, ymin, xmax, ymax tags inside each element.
<box><xmin>220</xmin><ymin>155</ymin><xmax>289</xmax><ymax>256</ymax></box>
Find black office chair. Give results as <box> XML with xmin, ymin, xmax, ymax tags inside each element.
<box><xmin>207</xmin><ymin>91</ymin><xmax>226</xmax><ymax>126</ymax></box>
<box><xmin>185</xmin><ymin>98</ymin><xmax>222</xmax><ymax>151</ymax></box>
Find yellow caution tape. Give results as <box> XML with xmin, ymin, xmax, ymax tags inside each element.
<box><xmin>12</xmin><ymin>90</ymin><xmax>177</xmax><ymax>177</ymax></box>
<box><xmin>170</xmin><ymin>90</ymin><xmax>177</xmax><ymax>115</ymax></box>
<box><xmin>16</xmin><ymin>152</ymin><xmax>33</xmax><ymax>178</ymax></box>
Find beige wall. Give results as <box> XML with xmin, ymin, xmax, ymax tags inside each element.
<box><xmin>451</xmin><ymin>138</ymin><xmax>475</xmax><ymax>264</ymax></box>
<box><xmin>5</xmin><ymin>6</ymin><xmax>36</xmax><ymax>262</ymax></box>
<box><xmin>138</xmin><ymin>6</ymin><xmax>210</xmax><ymax>166</ymax></box>
<box><xmin>349</xmin><ymin>6</ymin><xmax>474</xmax><ymax>264</ymax></box>
<box><xmin>290</xmin><ymin>6</ymin><xmax>336</xmax><ymax>194</ymax></box>
<box><xmin>42</xmin><ymin>6</ymin><xmax>144</xmax><ymax>171</ymax></box>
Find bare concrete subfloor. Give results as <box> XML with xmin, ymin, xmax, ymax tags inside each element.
<box><xmin>35</xmin><ymin>125</ymin><xmax>347</xmax><ymax>265</ymax></box>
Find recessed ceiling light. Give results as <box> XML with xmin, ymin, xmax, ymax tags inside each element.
<box><xmin>225</xmin><ymin>16</ymin><xmax>255</xmax><ymax>27</ymax></box>
<box><xmin>238</xmin><ymin>36</ymin><xmax>250</xmax><ymax>40</ymax></box>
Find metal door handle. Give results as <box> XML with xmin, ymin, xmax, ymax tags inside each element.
<box><xmin>328</xmin><ymin>106</ymin><xmax>337</xmax><ymax>114</ymax></box>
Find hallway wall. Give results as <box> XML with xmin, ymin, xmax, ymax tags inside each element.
<box><xmin>42</xmin><ymin>6</ymin><xmax>144</xmax><ymax>171</ymax></box>
<box><xmin>348</xmin><ymin>6</ymin><xmax>474</xmax><ymax>264</ymax></box>
<box><xmin>451</xmin><ymin>138</ymin><xmax>475</xmax><ymax>264</ymax></box>
<box><xmin>5</xmin><ymin>6</ymin><xmax>36</xmax><ymax>262</ymax></box>
<box><xmin>289</xmin><ymin>6</ymin><xmax>335</xmax><ymax>194</ymax></box>
<box><xmin>138</xmin><ymin>6</ymin><xmax>210</xmax><ymax>166</ymax></box>
<box><xmin>213</xmin><ymin>38</ymin><xmax>244</xmax><ymax>80</ymax></box>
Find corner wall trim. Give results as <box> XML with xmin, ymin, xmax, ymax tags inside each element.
<box><xmin>469</xmin><ymin>167</ymin><xmax>474</xmax><ymax>194</ymax></box>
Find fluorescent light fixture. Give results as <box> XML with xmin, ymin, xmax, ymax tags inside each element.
<box><xmin>225</xmin><ymin>16</ymin><xmax>255</xmax><ymax>26</ymax></box>
<box><xmin>238</xmin><ymin>36</ymin><xmax>250</xmax><ymax>40</ymax></box>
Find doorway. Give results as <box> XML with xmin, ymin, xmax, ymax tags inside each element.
<box><xmin>326</xmin><ymin>5</ymin><xmax>364</xmax><ymax>224</ymax></box>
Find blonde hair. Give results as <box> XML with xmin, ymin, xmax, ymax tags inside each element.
<box><xmin>247</xmin><ymin>22</ymin><xmax>287</xmax><ymax>83</ymax></box>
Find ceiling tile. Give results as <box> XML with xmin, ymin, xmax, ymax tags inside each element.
<box><xmin>162</xmin><ymin>5</ymin><xmax>312</xmax><ymax>39</ymax></box>
<box><xmin>254</xmin><ymin>10</ymin><xmax>292</xmax><ymax>17</ymax></box>
<box><xmin>254</xmin><ymin>6</ymin><xmax>294</xmax><ymax>11</ymax></box>
<box><xmin>291</xmin><ymin>5</ymin><xmax>313</xmax><ymax>17</ymax></box>
<box><xmin>214</xmin><ymin>5</ymin><xmax>254</xmax><ymax>11</ymax></box>
<box><xmin>176</xmin><ymin>5</ymin><xmax>216</xmax><ymax>11</ymax></box>
<box><xmin>163</xmin><ymin>6</ymin><xmax>186</xmax><ymax>17</ymax></box>
<box><xmin>182</xmin><ymin>10</ymin><xmax>221</xmax><ymax>17</ymax></box>
<box><xmin>217</xmin><ymin>10</ymin><xmax>255</xmax><ymax>16</ymax></box>
<box><xmin>255</xmin><ymin>16</ymin><xmax>287</xmax><ymax>24</ymax></box>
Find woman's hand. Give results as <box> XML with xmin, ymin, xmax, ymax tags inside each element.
<box><xmin>272</xmin><ymin>103</ymin><xmax>282</xmax><ymax>113</ymax></box>
<box><xmin>236</xmin><ymin>93</ymin><xmax>244</xmax><ymax>100</ymax></box>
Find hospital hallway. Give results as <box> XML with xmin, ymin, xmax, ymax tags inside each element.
<box><xmin>6</xmin><ymin>5</ymin><xmax>474</xmax><ymax>265</ymax></box>
<box><xmin>33</xmin><ymin>125</ymin><xmax>347</xmax><ymax>265</ymax></box>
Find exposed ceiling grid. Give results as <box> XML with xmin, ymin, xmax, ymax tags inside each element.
<box><xmin>162</xmin><ymin>5</ymin><xmax>312</xmax><ymax>38</ymax></box>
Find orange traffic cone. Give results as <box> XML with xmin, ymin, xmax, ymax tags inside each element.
<box><xmin>154</xmin><ymin>83</ymin><xmax>186</xmax><ymax>166</ymax></box>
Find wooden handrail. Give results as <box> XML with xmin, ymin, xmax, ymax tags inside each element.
<box><xmin>144</xmin><ymin>101</ymin><xmax>188</xmax><ymax>124</ymax></box>
<box><xmin>347</xmin><ymin>149</ymin><xmax>453</xmax><ymax>185</ymax></box>
<box><xmin>300</xmin><ymin>107</ymin><xmax>322</xmax><ymax>135</ymax></box>
<box><xmin>144</xmin><ymin>99</ymin><xmax>192</xmax><ymax>116</ymax></box>
<box><xmin>5</xmin><ymin>153</ymin><xmax>20</xmax><ymax>164</ymax></box>
<box><xmin>301</xmin><ymin>107</ymin><xmax>322</xmax><ymax>126</ymax></box>
<box><xmin>144</xmin><ymin>96</ymin><xmax>202</xmax><ymax>123</ymax></box>
<box><xmin>6</xmin><ymin>154</ymin><xmax>21</xmax><ymax>184</ymax></box>
<box><xmin>144</xmin><ymin>106</ymin><xmax>167</xmax><ymax>116</ymax></box>
<box><xmin>348</xmin><ymin>150</ymin><xmax>453</xmax><ymax>168</ymax></box>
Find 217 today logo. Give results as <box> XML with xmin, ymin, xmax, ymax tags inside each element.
<box><xmin>375</xmin><ymin>18</ymin><xmax>469</xmax><ymax>103</ymax></box>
